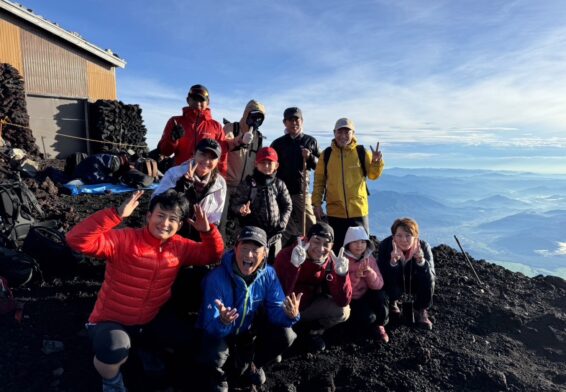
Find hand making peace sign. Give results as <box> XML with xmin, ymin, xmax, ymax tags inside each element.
<box><xmin>370</xmin><ymin>142</ymin><xmax>382</xmax><ymax>163</ymax></box>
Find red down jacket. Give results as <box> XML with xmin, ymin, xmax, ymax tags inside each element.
<box><xmin>66</xmin><ymin>208</ymin><xmax>224</xmax><ymax>325</ymax></box>
<box><xmin>157</xmin><ymin>106</ymin><xmax>227</xmax><ymax>175</ymax></box>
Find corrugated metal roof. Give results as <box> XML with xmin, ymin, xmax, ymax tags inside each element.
<box><xmin>0</xmin><ymin>0</ymin><xmax>126</xmax><ymax>68</ymax></box>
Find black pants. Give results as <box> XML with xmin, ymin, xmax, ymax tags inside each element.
<box><xmin>350</xmin><ymin>289</ymin><xmax>388</xmax><ymax>328</ymax></box>
<box><xmin>386</xmin><ymin>262</ymin><xmax>435</xmax><ymax>311</ymax></box>
<box><xmin>197</xmin><ymin>319</ymin><xmax>296</xmax><ymax>386</ymax></box>
<box><xmin>327</xmin><ymin>215</ymin><xmax>369</xmax><ymax>253</ymax></box>
<box><xmin>86</xmin><ymin>305</ymin><xmax>196</xmax><ymax>365</ymax></box>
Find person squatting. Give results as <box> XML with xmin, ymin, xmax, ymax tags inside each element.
<box><xmin>67</xmin><ymin>84</ymin><xmax>435</xmax><ymax>392</ymax></box>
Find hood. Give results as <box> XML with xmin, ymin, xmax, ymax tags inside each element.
<box><xmin>239</xmin><ymin>100</ymin><xmax>266</xmax><ymax>133</ymax></box>
<box><xmin>343</xmin><ymin>225</ymin><xmax>375</xmax><ymax>252</ymax></box>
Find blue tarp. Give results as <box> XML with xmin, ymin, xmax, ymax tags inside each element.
<box><xmin>63</xmin><ymin>182</ymin><xmax>158</xmax><ymax>196</ymax></box>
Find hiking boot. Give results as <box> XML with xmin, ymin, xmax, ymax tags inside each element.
<box><xmin>390</xmin><ymin>300</ymin><xmax>401</xmax><ymax>316</ymax></box>
<box><xmin>306</xmin><ymin>334</ymin><xmax>326</xmax><ymax>353</ymax></box>
<box><xmin>377</xmin><ymin>325</ymin><xmax>389</xmax><ymax>343</ymax></box>
<box><xmin>102</xmin><ymin>372</ymin><xmax>126</xmax><ymax>392</ymax></box>
<box><xmin>416</xmin><ymin>309</ymin><xmax>433</xmax><ymax>330</ymax></box>
<box><xmin>246</xmin><ymin>363</ymin><xmax>266</xmax><ymax>386</ymax></box>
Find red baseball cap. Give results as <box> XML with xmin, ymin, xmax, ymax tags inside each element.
<box><xmin>256</xmin><ymin>147</ymin><xmax>278</xmax><ymax>163</ymax></box>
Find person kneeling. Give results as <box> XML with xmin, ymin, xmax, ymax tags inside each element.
<box><xmin>196</xmin><ymin>226</ymin><xmax>301</xmax><ymax>391</ymax></box>
<box><xmin>275</xmin><ymin>222</ymin><xmax>352</xmax><ymax>353</ymax></box>
<box><xmin>66</xmin><ymin>190</ymin><xmax>224</xmax><ymax>392</ymax></box>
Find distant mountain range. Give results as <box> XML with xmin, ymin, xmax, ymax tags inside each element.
<box><xmin>365</xmin><ymin>168</ymin><xmax>566</xmax><ymax>278</ymax></box>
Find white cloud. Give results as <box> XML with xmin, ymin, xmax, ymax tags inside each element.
<box><xmin>534</xmin><ymin>242</ymin><xmax>566</xmax><ymax>257</ymax></box>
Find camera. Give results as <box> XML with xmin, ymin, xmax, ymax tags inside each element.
<box><xmin>246</xmin><ymin>110</ymin><xmax>265</xmax><ymax>129</ymax></box>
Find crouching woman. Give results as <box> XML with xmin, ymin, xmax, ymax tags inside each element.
<box><xmin>196</xmin><ymin>226</ymin><xmax>301</xmax><ymax>392</ymax></box>
<box><xmin>377</xmin><ymin>218</ymin><xmax>435</xmax><ymax>330</ymax></box>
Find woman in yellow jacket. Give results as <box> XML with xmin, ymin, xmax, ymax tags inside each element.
<box><xmin>312</xmin><ymin>118</ymin><xmax>384</xmax><ymax>251</ymax></box>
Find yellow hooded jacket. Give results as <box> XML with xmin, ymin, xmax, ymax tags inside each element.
<box><xmin>224</xmin><ymin>100</ymin><xmax>266</xmax><ymax>187</ymax></box>
<box><xmin>312</xmin><ymin>137</ymin><xmax>384</xmax><ymax>218</ymax></box>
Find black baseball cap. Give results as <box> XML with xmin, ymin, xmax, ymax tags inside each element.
<box><xmin>283</xmin><ymin>107</ymin><xmax>303</xmax><ymax>120</ymax></box>
<box><xmin>237</xmin><ymin>226</ymin><xmax>268</xmax><ymax>247</ymax></box>
<box><xmin>307</xmin><ymin>222</ymin><xmax>334</xmax><ymax>242</ymax></box>
<box><xmin>188</xmin><ymin>84</ymin><xmax>209</xmax><ymax>102</ymax></box>
<box><xmin>196</xmin><ymin>138</ymin><xmax>222</xmax><ymax>158</ymax></box>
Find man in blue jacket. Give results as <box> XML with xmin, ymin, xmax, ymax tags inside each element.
<box><xmin>197</xmin><ymin>226</ymin><xmax>302</xmax><ymax>391</ymax></box>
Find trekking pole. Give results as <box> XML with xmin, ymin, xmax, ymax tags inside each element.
<box><xmin>302</xmin><ymin>156</ymin><xmax>308</xmax><ymax>236</ymax></box>
<box><xmin>454</xmin><ymin>235</ymin><xmax>483</xmax><ymax>285</ymax></box>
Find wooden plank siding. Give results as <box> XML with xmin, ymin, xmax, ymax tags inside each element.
<box><xmin>87</xmin><ymin>61</ymin><xmax>117</xmax><ymax>100</ymax></box>
<box><xmin>0</xmin><ymin>18</ymin><xmax>24</xmax><ymax>74</ymax></box>
<box><xmin>20</xmin><ymin>28</ymin><xmax>89</xmax><ymax>98</ymax></box>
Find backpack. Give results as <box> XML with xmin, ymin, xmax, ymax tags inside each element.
<box><xmin>0</xmin><ymin>181</ymin><xmax>44</xmax><ymax>247</ymax></box>
<box><xmin>323</xmin><ymin>145</ymin><xmax>370</xmax><ymax>195</ymax></box>
<box><xmin>64</xmin><ymin>152</ymin><xmax>88</xmax><ymax>178</ymax></box>
<box><xmin>120</xmin><ymin>168</ymin><xmax>154</xmax><ymax>189</ymax></box>
<box><xmin>135</xmin><ymin>158</ymin><xmax>159</xmax><ymax>179</ymax></box>
<box><xmin>22</xmin><ymin>226</ymin><xmax>83</xmax><ymax>277</ymax></box>
<box><xmin>0</xmin><ymin>247</ymin><xmax>40</xmax><ymax>286</ymax></box>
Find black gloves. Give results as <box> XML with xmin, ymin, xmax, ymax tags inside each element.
<box><xmin>171</xmin><ymin>120</ymin><xmax>185</xmax><ymax>142</ymax></box>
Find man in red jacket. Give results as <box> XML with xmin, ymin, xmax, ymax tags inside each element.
<box><xmin>157</xmin><ymin>84</ymin><xmax>227</xmax><ymax>175</ymax></box>
<box><xmin>66</xmin><ymin>189</ymin><xmax>224</xmax><ymax>392</ymax></box>
<box><xmin>274</xmin><ymin>222</ymin><xmax>352</xmax><ymax>353</ymax></box>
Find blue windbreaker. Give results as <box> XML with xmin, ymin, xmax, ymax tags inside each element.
<box><xmin>197</xmin><ymin>250</ymin><xmax>299</xmax><ymax>337</ymax></box>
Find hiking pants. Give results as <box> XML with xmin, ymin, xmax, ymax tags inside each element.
<box><xmin>350</xmin><ymin>289</ymin><xmax>388</xmax><ymax>327</ymax></box>
<box><xmin>282</xmin><ymin>193</ymin><xmax>316</xmax><ymax>246</ymax></box>
<box><xmin>387</xmin><ymin>261</ymin><xmax>435</xmax><ymax>311</ymax></box>
<box><xmin>299</xmin><ymin>294</ymin><xmax>351</xmax><ymax>332</ymax></box>
<box><xmin>86</xmin><ymin>306</ymin><xmax>195</xmax><ymax>365</ymax></box>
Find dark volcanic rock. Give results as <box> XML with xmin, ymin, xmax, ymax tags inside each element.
<box><xmin>0</xmin><ymin>159</ymin><xmax>564</xmax><ymax>392</ymax></box>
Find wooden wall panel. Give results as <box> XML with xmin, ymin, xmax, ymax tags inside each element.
<box><xmin>20</xmin><ymin>28</ymin><xmax>88</xmax><ymax>98</ymax></box>
<box><xmin>0</xmin><ymin>18</ymin><xmax>24</xmax><ymax>74</ymax></box>
<box><xmin>87</xmin><ymin>62</ymin><xmax>117</xmax><ymax>100</ymax></box>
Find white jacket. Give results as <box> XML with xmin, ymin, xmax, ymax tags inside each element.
<box><xmin>152</xmin><ymin>160</ymin><xmax>227</xmax><ymax>225</ymax></box>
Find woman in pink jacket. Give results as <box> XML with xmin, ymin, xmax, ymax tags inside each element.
<box><xmin>344</xmin><ymin>226</ymin><xmax>389</xmax><ymax>343</ymax></box>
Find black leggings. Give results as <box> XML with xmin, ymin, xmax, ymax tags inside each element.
<box><xmin>86</xmin><ymin>306</ymin><xmax>196</xmax><ymax>365</ymax></box>
<box><xmin>349</xmin><ymin>289</ymin><xmax>388</xmax><ymax>327</ymax></box>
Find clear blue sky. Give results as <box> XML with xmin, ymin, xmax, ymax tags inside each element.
<box><xmin>21</xmin><ymin>0</ymin><xmax>566</xmax><ymax>174</ymax></box>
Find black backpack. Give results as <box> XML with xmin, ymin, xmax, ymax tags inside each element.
<box><xmin>0</xmin><ymin>181</ymin><xmax>44</xmax><ymax>247</ymax></box>
<box><xmin>22</xmin><ymin>226</ymin><xmax>83</xmax><ymax>277</ymax></box>
<box><xmin>0</xmin><ymin>247</ymin><xmax>40</xmax><ymax>286</ymax></box>
<box><xmin>323</xmin><ymin>145</ymin><xmax>370</xmax><ymax>195</ymax></box>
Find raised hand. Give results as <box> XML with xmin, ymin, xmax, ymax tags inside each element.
<box><xmin>390</xmin><ymin>240</ymin><xmax>404</xmax><ymax>265</ymax></box>
<box><xmin>171</xmin><ymin>120</ymin><xmax>185</xmax><ymax>142</ymax></box>
<box><xmin>290</xmin><ymin>238</ymin><xmax>310</xmax><ymax>268</ymax></box>
<box><xmin>187</xmin><ymin>204</ymin><xmax>210</xmax><ymax>232</ymax></box>
<box><xmin>414</xmin><ymin>240</ymin><xmax>424</xmax><ymax>263</ymax></box>
<box><xmin>331</xmin><ymin>247</ymin><xmax>349</xmax><ymax>276</ymax></box>
<box><xmin>215</xmin><ymin>299</ymin><xmax>239</xmax><ymax>325</ymax></box>
<box><xmin>301</xmin><ymin>147</ymin><xmax>311</xmax><ymax>160</ymax></box>
<box><xmin>241</xmin><ymin>131</ymin><xmax>254</xmax><ymax>145</ymax></box>
<box><xmin>184</xmin><ymin>160</ymin><xmax>198</xmax><ymax>182</ymax></box>
<box><xmin>283</xmin><ymin>292</ymin><xmax>303</xmax><ymax>319</ymax></box>
<box><xmin>116</xmin><ymin>190</ymin><xmax>144</xmax><ymax>218</ymax></box>
<box><xmin>369</xmin><ymin>142</ymin><xmax>382</xmax><ymax>163</ymax></box>
<box><xmin>239</xmin><ymin>201</ymin><xmax>252</xmax><ymax>216</ymax></box>
<box><xmin>356</xmin><ymin>258</ymin><xmax>370</xmax><ymax>278</ymax></box>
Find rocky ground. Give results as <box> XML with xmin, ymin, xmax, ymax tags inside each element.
<box><xmin>0</xmin><ymin>158</ymin><xmax>564</xmax><ymax>392</ymax></box>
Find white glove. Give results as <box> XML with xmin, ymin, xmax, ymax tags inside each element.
<box><xmin>242</xmin><ymin>131</ymin><xmax>254</xmax><ymax>145</ymax></box>
<box><xmin>290</xmin><ymin>238</ymin><xmax>309</xmax><ymax>268</ymax></box>
<box><xmin>331</xmin><ymin>247</ymin><xmax>349</xmax><ymax>276</ymax></box>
